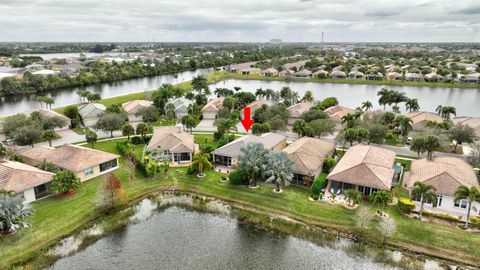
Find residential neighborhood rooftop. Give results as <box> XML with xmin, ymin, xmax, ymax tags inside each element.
<box><xmin>19</xmin><ymin>144</ymin><xmax>119</xmax><ymax>172</ymax></box>
<box><xmin>147</xmin><ymin>126</ymin><xmax>196</xmax><ymax>153</ymax></box>
<box><xmin>212</xmin><ymin>133</ymin><xmax>286</xmax><ymax>157</ymax></box>
<box><xmin>282</xmin><ymin>137</ymin><xmax>336</xmax><ymax>177</ymax></box>
<box><xmin>122</xmin><ymin>100</ymin><xmax>151</xmax><ymax>114</ymax></box>
<box><xmin>0</xmin><ymin>160</ymin><xmax>54</xmax><ymax>193</ymax></box>
<box><xmin>404</xmin><ymin>157</ymin><xmax>479</xmax><ymax>197</ymax></box>
<box><xmin>327</xmin><ymin>144</ymin><xmax>396</xmax><ymax>190</ymax></box>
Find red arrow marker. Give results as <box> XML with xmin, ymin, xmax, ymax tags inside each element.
<box><xmin>240</xmin><ymin>106</ymin><xmax>254</xmax><ymax>132</ymax></box>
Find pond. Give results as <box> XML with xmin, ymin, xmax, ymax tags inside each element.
<box><xmin>47</xmin><ymin>196</ymin><xmax>445</xmax><ymax>270</ymax></box>
<box><xmin>211</xmin><ymin>79</ymin><xmax>480</xmax><ymax>117</ymax></box>
<box><xmin>0</xmin><ymin>69</ymin><xmax>211</xmax><ymax>117</ymax></box>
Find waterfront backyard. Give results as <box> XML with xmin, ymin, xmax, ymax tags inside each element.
<box><xmin>1</xmin><ymin>138</ymin><xmax>480</xmax><ymax>269</ymax></box>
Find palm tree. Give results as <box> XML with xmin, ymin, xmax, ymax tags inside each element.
<box><xmin>441</xmin><ymin>106</ymin><xmax>456</xmax><ymax>120</ymax></box>
<box><xmin>454</xmin><ymin>186</ymin><xmax>480</xmax><ymax>228</ymax></box>
<box><xmin>345</xmin><ymin>188</ymin><xmax>362</xmax><ymax>206</ymax></box>
<box><xmin>216</xmin><ymin>119</ymin><xmax>237</xmax><ymax>142</ymax></box>
<box><xmin>405</xmin><ymin>98</ymin><xmax>420</xmax><ymax>112</ymax></box>
<box><xmin>42</xmin><ymin>129</ymin><xmax>56</xmax><ymax>147</ymax></box>
<box><xmin>264</xmin><ymin>89</ymin><xmax>275</xmax><ymax>100</ymax></box>
<box><xmin>341</xmin><ymin>113</ymin><xmax>358</xmax><ymax>129</ymax></box>
<box><xmin>382</xmin><ymin>112</ymin><xmax>396</xmax><ymax>129</ymax></box>
<box><xmin>435</xmin><ymin>105</ymin><xmax>443</xmax><ymax>115</ymax></box>
<box><xmin>390</xmin><ymin>90</ymin><xmax>408</xmax><ymax>107</ymax></box>
<box><xmin>361</xmin><ymin>101</ymin><xmax>373</xmax><ymax>112</ymax></box>
<box><xmin>255</xmin><ymin>88</ymin><xmax>266</xmax><ymax>99</ymax></box>
<box><xmin>165</xmin><ymin>103</ymin><xmax>176</xmax><ymax>120</ymax></box>
<box><xmin>393</xmin><ymin>115</ymin><xmax>413</xmax><ymax>137</ymax></box>
<box><xmin>237</xmin><ymin>143</ymin><xmax>268</xmax><ymax>187</ymax></box>
<box><xmin>369</xmin><ymin>191</ymin><xmax>392</xmax><ymax>211</ymax></box>
<box><xmin>301</xmin><ymin>91</ymin><xmax>315</xmax><ymax>102</ymax></box>
<box><xmin>411</xmin><ymin>182</ymin><xmax>437</xmax><ymax>218</ymax></box>
<box><xmin>233</xmin><ymin>86</ymin><xmax>241</xmax><ymax>92</ymax></box>
<box><xmin>377</xmin><ymin>88</ymin><xmax>393</xmax><ymax>110</ymax></box>
<box><xmin>121</xmin><ymin>124</ymin><xmax>135</xmax><ymax>141</ymax></box>
<box><xmin>264</xmin><ymin>151</ymin><xmax>294</xmax><ymax>192</ymax></box>
<box><xmin>0</xmin><ymin>194</ymin><xmax>34</xmax><ymax>234</ymax></box>
<box><xmin>424</xmin><ymin>135</ymin><xmax>441</xmax><ymax>160</ymax></box>
<box><xmin>191</xmin><ymin>152</ymin><xmax>212</xmax><ymax>177</ymax></box>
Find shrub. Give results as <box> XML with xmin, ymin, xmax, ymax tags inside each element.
<box><xmin>421</xmin><ymin>210</ymin><xmax>461</xmax><ymax>222</ymax></box>
<box><xmin>145</xmin><ymin>161</ymin><xmax>160</xmax><ymax>177</ymax></box>
<box><xmin>385</xmin><ymin>131</ymin><xmax>394</xmax><ymax>140</ymax></box>
<box><xmin>131</xmin><ymin>136</ymin><xmax>143</xmax><ymax>145</ymax></box>
<box><xmin>217</xmin><ymin>134</ymin><xmax>235</xmax><ymax>148</ymax></box>
<box><xmin>311</xmin><ymin>174</ymin><xmax>327</xmax><ymax>197</ymax></box>
<box><xmin>116</xmin><ymin>142</ymin><xmax>129</xmax><ymax>155</ymax></box>
<box><xmin>9</xmin><ymin>155</ymin><xmax>23</xmax><ymax>162</ymax></box>
<box><xmin>323</xmin><ymin>157</ymin><xmax>336</xmax><ymax>173</ymax></box>
<box><xmin>213</xmin><ymin>131</ymin><xmax>223</xmax><ymax>141</ymax></box>
<box><xmin>398</xmin><ymin>198</ymin><xmax>415</xmax><ymax>213</ymax></box>
<box><xmin>51</xmin><ymin>171</ymin><xmax>81</xmax><ymax>193</ymax></box>
<box><xmin>229</xmin><ymin>169</ymin><xmax>251</xmax><ymax>185</ymax></box>
<box><xmin>471</xmin><ymin>216</ymin><xmax>480</xmax><ymax>229</ymax></box>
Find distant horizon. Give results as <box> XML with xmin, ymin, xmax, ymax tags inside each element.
<box><xmin>1</xmin><ymin>41</ymin><xmax>480</xmax><ymax>44</ymax></box>
<box><xmin>1</xmin><ymin>0</ymin><xmax>479</xmax><ymax>43</ymax></box>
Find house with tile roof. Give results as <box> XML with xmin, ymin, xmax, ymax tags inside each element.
<box><xmin>261</xmin><ymin>68</ymin><xmax>278</xmax><ymax>77</ymax></box>
<box><xmin>201</xmin><ymin>97</ymin><xmax>224</xmax><ymax>120</ymax></box>
<box><xmin>146</xmin><ymin>126</ymin><xmax>197</xmax><ymax>164</ymax></box>
<box><xmin>240</xmin><ymin>99</ymin><xmax>274</xmax><ymax>119</ymax></box>
<box><xmin>287</xmin><ymin>102</ymin><xmax>314</xmax><ymax>125</ymax></box>
<box><xmin>327</xmin><ymin>144</ymin><xmax>397</xmax><ymax>195</ymax></box>
<box><xmin>20</xmin><ymin>144</ymin><xmax>119</xmax><ymax>181</ymax></box>
<box><xmin>406</xmin><ymin>111</ymin><xmax>443</xmax><ymax>131</ymax></box>
<box><xmin>404</xmin><ymin>157</ymin><xmax>480</xmax><ymax>220</ymax></box>
<box><xmin>0</xmin><ymin>160</ymin><xmax>54</xmax><ymax>203</ymax></box>
<box><xmin>78</xmin><ymin>103</ymin><xmax>106</xmax><ymax>127</ymax></box>
<box><xmin>282</xmin><ymin>137</ymin><xmax>336</xmax><ymax>186</ymax></box>
<box><xmin>122</xmin><ymin>100</ymin><xmax>152</xmax><ymax>122</ymax></box>
<box><xmin>324</xmin><ymin>105</ymin><xmax>356</xmax><ymax>130</ymax></box>
<box><xmin>212</xmin><ymin>133</ymin><xmax>287</xmax><ymax>173</ymax></box>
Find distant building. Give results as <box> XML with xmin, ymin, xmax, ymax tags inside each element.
<box><xmin>261</xmin><ymin>68</ymin><xmax>279</xmax><ymax>77</ymax></box>
<box><xmin>166</xmin><ymin>98</ymin><xmax>193</xmax><ymax>120</ymax></box>
<box><xmin>287</xmin><ymin>102</ymin><xmax>314</xmax><ymax>125</ymax></box>
<box><xmin>406</xmin><ymin>111</ymin><xmax>443</xmax><ymax>131</ymax></box>
<box><xmin>268</xmin><ymin>39</ymin><xmax>282</xmax><ymax>44</ymax></box>
<box><xmin>201</xmin><ymin>97</ymin><xmax>224</xmax><ymax>120</ymax></box>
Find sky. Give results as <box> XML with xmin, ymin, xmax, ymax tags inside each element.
<box><xmin>0</xmin><ymin>0</ymin><xmax>479</xmax><ymax>42</ymax></box>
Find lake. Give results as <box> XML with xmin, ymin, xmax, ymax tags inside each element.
<box><xmin>211</xmin><ymin>80</ymin><xmax>480</xmax><ymax>117</ymax></box>
<box><xmin>48</xmin><ymin>200</ymin><xmax>400</xmax><ymax>270</ymax></box>
<box><xmin>2</xmin><ymin>74</ymin><xmax>479</xmax><ymax>117</ymax></box>
<box><xmin>0</xmin><ymin>69</ymin><xmax>210</xmax><ymax>117</ymax></box>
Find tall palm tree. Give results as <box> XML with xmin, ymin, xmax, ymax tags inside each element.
<box><xmin>264</xmin><ymin>151</ymin><xmax>294</xmax><ymax>192</ymax></box>
<box><xmin>341</xmin><ymin>113</ymin><xmax>358</xmax><ymax>129</ymax></box>
<box><xmin>216</xmin><ymin>119</ymin><xmax>238</xmax><ymax>142</ymax></box>
<box><xmin>441</xmin><ymin>106</ymin><xmax>456</xmax><ymax>120</ymax></box>
<box><xmin>424</xmin><ymin>135</ymin><xmax>441</xmax><ymax>160</ymax></box>
<box><xmin>393</xmin><ymin>115</ymin><xmax>413</xmax><ymax>137</ymax></box>
<box><xmin>377</xmin><ymin>88</ymin><xmax>393</xmax><ymax>110</ymax></box>
<box><xmin>237</xmin><ymin>143</ymin><xmax>268</xmax><ymax>187</ymax></box>
<box><xmin>361</xmin><ymin>101</ymin><xmax>373</xmax><ymax>112</ymax></box>
<box><xmin>454</xmin><ymin>186</ymin><xmax>480</xmax><ymax>228</ymax></box>
<box><xmin>264</xmin><ymin>89</ymin><xmax>275</xmax><ymax>100</ymax></box>
<box><xmin>405</xmin><ymin>98</ymin><xmax>420</xmax><ymax>112</ymax></box>
<box><xmin>255</xmin><ymin>88</ymin><xmax>266</xmax><ymax>99</ymax></box>
<box><xmin>411</xmin><ymin>182</ymin><xmax>437</xmax><ymax>218</ymax></box>
<box><xmin>301</xmin><ymin>91</ymin><xmax>315</xmax><ymax>102</ymax></box>
<box><xmin>390</xmin><ymin>90</ymin><xmax>408</xmax><ymax>107</ymax></box>
<box><xmin>435</xmin><ymin>105</ymin><xmax>443</xmax><ymax>115</ymax></box>
<box><xmin>191</xmin><ymin>152</ymin><xmax>212</xmax><ymax>177</ymax></box>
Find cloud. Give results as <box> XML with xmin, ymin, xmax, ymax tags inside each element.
<box><xmin>0</xmin><ymin>0</ymin><xmax>478</xmax><ymax>42</ymax></box>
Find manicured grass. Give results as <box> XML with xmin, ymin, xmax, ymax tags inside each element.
<box><xmin>151</xmin><ymin>117</ymin><xmax>177</xmax><ymax>127</ymax></box>
<box><xmin>1</xmin><ymin>138</ymin><xmax>480</xmax><ymax>269</ymax></box>
<box><xmin>218</xmin><ymin>71</ymin><xmax>480</xmax><ymax>89</ymax></box>
<box><xmin>194</xmin><ymin>134</ymin><xmax>214</xmax><ymax>144</ymax></box>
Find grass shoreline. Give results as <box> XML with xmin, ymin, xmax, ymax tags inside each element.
<box><xmin>1</xmin><ymin>138</ymin><xmax>479</xmax><ymax>269</ymax></box>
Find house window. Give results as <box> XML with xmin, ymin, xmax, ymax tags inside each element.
<box><xmin>454</xmin><ymin>200</ymin><xmax>468</xmax><ymax>209</ymax></box>
<box><xmin>84</xmin><ymin>167</ymin><xmax>94</xmax><ymax>176</ymax></box>
<box><xmin>436</xmin><ymin>195</ymin><xmax>443</xmax><ymax>207</ymax></box>
<box><xmin>214</xmin><ymin>155</ymin><xmax>231</xmax><ymax>167</ymax></box>
<box><xmin>100</xmin><ymin>159</ymin><xmax>118</xmax><ymax>172</ymax></box>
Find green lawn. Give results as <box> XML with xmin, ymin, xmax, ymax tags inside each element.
<box><xmin>151</xmin><ymin>117</ymin><xmax>177</xmax><ymax>127</ymax></box>
<box><xmin>1</xmin><ymin>138</ymin><xmax>480</xmax><ymax>269</ymax></box>
<box><xmin>217</xmin><ymin>71</ymin><xmax>480</xmax><ymax>89</ymax></box>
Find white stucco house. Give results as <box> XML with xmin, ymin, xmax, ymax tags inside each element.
<box><xmin>166</xmin><ymin>98</ymin><xmax>193</xmax><ymax>120</ymax></box>
<box><xmin>404</xmin><ymin>157</ymin><xmax>480</xmax><ymax>221</ymax></box>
